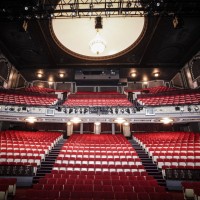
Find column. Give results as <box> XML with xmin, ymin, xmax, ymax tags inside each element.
<box><xmin>112</xmin><ymin>123</ymin><xmax>115</xmax><ymax>135</ymax></box>
<box><xmin>67</xmin><ymin>122</ymin><xmax>73</xmax><ymax>136</ymax></box>
<box><xmin>80</xmin><ymin>123</ymin><xmax>83</xmax><ymax>134</ymax></box>
<box><xmin>94</xmin><ymin>122</ymin><xmax>101</xmax><ymax>134</ymax></box>
<box><xmin>122</xmin><ymin>123</ymin><xmax>131</xmax><ymax>137</ymax></box>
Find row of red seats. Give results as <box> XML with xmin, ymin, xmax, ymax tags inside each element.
<box><xmin>0</xmin><ymin>155</ymin><xmax>42</xmax><ymax>166</ymax></box>
<box><xmin>55</xmin><ymin>157</ymin><xmax>142</xmax><ymax>165</ymax></box>
<box><xmin>50</xmin><ymin>170</ymin><xmax>148</xmax><ymax>176</ymax></box>
<box><xmin>52</xmin><ymin>163</ymin><xmax>145</xmax><ymax>172</ymax></box>
<box><xmin>33</xmin><ymin>184</ymin><xmax>163</xmax><ymax>192</ymax></box>
<box><xmin>156</xmin><ymin>158</ymin><xmax>200</xmax><ymax>169</ymax></box>
<box><xmin>44</xmin><ymin>172</ymin><xmax>149</xmax><ymax>179</ymax></box>
<box><xmin>19</xmin><ymin>189</ymin><xmax>176</xmax><ymax>200</ymax></box>
<box><xmin>39</xmin><ymin>178</ymin><xmax>157</xmax><ymax>186</ymax></box>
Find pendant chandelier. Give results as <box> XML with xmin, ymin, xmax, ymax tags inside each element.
<box><xmin>89</xmin><ymin>16</ymin><xmax>106</xmax><ymax>55</ymax></box>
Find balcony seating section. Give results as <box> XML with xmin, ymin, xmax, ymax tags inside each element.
<box><xmin>126</xmin><ymin>86</ymin><xmax>176</xmax><ymax>94</ymax></box>
<box><xmin>137</xmin><ymin>89</ymin><xmax>200</xmax><ymax>106</ymax></box>
<box><xmin>0</xmin><ymin>130</ymin><xmax>62</xmax><ymax>174</ymax></box>
<box><xmin>133</xmin><ymin>132</ymin><xmax>200</xmax><ymax>177</ymax></box>
<box><xmin>182</xmin><ymin>181</ymin><xmax>200</xmax><ymax>200</ymax></box>
<box><xmin>19</xmin><ymin>134</ymin><xmax>177</xmax><ymax>200</ymax></box>
<box><xmin>23</xmin><ymin>86</ymin><xmax>55</xmax><ymax>93</ymax></box>
<box><xmin>64</xmin><ymin>92</ymin><xmax>133</xmax><ymax>107</ymax></box>
<box><xmin>0</xmin><ymin>89</ymin><xmax>58</xmax><ymax>106</ymax></box>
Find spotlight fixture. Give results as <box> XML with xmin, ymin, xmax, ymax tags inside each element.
<box><xmin>130</xmin><ymin>72</ymin><xmax>137</xmax><ymax>78</ymax></box>
<box><xmin>25</xmin><ymin>116</ymin><xmax>37</xmax><ymax>123</ymax></box>
<box><xmin>37</xmin><ymin>72</ymin><xmax>43</xmax><ymax>78</ymax></box>
<box><xmin>89</xmin><ymin>16</ymin><xmax>106</xmax><ymax>55</ymax></box>
<box><xmin>59</xmin><ymin>73</ymin><xmax>65</xmax><ymax>78</ymax></box>
<box><xmin>188</xmin><ymin>106</ymin><xmax>192</xmax><ymax>112</ymax></box>
<box><xmin>160</xmin><ymin>117</ymin><xmax>173</xmax><ymax>124</ymax></box>
<box><xmin>154</xmin><ymin>72</ymin><xmax>160</xmax><ymax>77</ymax></box>
<box><xmin>194</xmin><ymin>106</ymin><xmax>199</xmax><ymax>111</ymax></box>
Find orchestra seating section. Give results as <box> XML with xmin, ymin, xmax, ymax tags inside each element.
<box><xmin>133</xmin><ymin>132</ymin><xmax>200</xmax><ymax>177</ymax></box>
<box><xmin>0</xmin><ymin>89</ymin><xmax>58</xmax><ymax>106</ymax></box>
<box><xmin>64</xmin><ymin>92</ymin><xmax>133</xmax><ymax>107</ymax></box>
<box><xmin>0</xmin><ymin>178</ymin><xmax>17</xmax><ymax>199</ymax></box>
<box><xmin>22</xmin><ymin>134</ymin><xmax>176</xmax><ymax>200</ymax></box>
<box><xmin>0</xmin><ymin>130</ymin><xmax>62</xmax><ymax>174</ymax></box>
<box><xmin>182</xmin><ymin>181</ymin><xmax>200</xmax><ymax>200</ymax></box>
<box><xmin>137</xmin><ymin>89</ymin><xmax>200</xmax><ymax>106</ymax></box>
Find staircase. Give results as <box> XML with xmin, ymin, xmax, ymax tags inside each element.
<box><xmin>129</xmin><ymin>139</ymin><xmax>166</xmax><ymax>187</ymax></box>
<box><xmin>32</xmin><ymin>138</ymin><xmax>66</xmax><ymax>184</ymax></box>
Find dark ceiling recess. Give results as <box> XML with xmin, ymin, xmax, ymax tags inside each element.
<box><xmin>0</xmin><ymin>0</ymin><xmax>200</xmax><ymax>82</ymax></box>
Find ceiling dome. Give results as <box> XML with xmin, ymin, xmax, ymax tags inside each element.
<box><xmin>51</xmin><ymin>16</ymin><xmax>146</xmax><ymax>60</ymax></box>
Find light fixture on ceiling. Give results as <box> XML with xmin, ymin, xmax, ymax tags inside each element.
<box><xmin>70</xmin><ymin>117</ymin><xmax>82</xmax><ymax>123</ymax></box>
<box><xmin>59</xmin><ymin>73</ymin><xmax>65</xmax><ymax>78</ymax></box>
<box><xmin>89</xmin><ymin>16</ymin><xmax>106</xmax><ymax>55</ymax></box>
<box><xmin>123</xmin><ymin>121</ymin><xmax>129</xmax><ymax>126</ymax></box>
<box><xmin>160</xmin><ymin>117</ymin><xmax>173</xmax><ymax>124</ymax></box>
<box><xmin>67</xmin><ymin>121</ymin><xmax>72</xmax><ymax>125</ymax></box>
<box><xmin>130</xmin><ymin>72</ymin><xmax>137</xmax><ymax>78</ymax></box>
<box><xmin>154</xmin><ymin>72</ymin><xmax>160</xmax><ymax>77</ymax></box>
<box><xmin>25</xmin><ymin>116</ymin><xmax>37</xmax><ymax>123</ymax></box>
<box><xmin>37</xmin><ymin>72</ymin><xmax>43</xmax><ymax>78</ymax></box>
<box><xmin>114</xmin><ymin>118</ymin><xmax>125</xmax><ymax>124</ymax></box>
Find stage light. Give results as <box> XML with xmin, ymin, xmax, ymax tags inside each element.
<box><xmin>188</xmin><ymin>106</ymin><xmax>192</xmax><ymax>112</ymax></box>
<box><xmin>194</xmin><ymin>106</ymin><xmax>199</xmax><ymax>111</ymax></box>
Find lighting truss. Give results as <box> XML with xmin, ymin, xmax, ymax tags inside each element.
<box><xmin>0</xmin><ymin>0</ymin><xmax>200</xmax><ymax>20</ymax></box>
